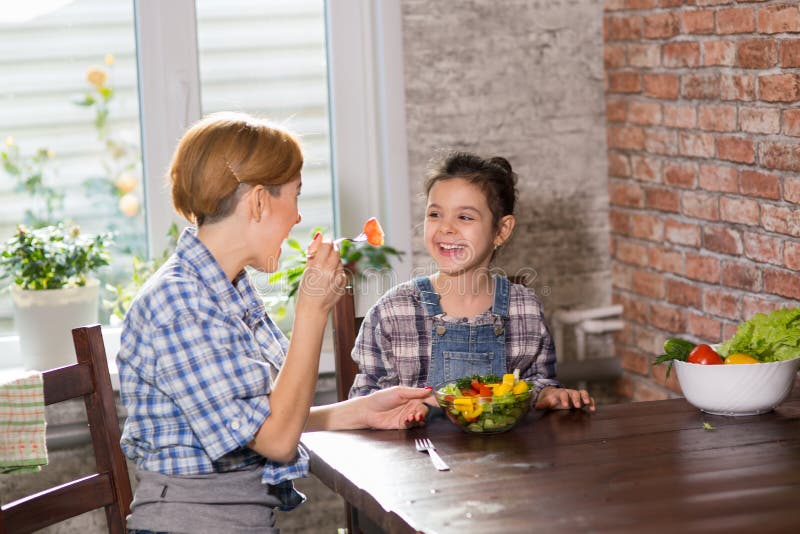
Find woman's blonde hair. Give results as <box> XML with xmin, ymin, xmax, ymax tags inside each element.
<box><xmin>169</xmin><ymin>112</ymin><xmax>303</xmax><ymax>225</ymax></box>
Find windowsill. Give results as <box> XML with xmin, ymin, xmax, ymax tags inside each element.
<box><xmin>0</xmin><ymin>326</ymin><xmax>335</xmax><ymax>391</ymax></box>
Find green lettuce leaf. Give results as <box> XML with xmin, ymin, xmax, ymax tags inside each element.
<box><xmin>718</xmin><ymin>307</ymin><xmax>800</xmax><ymax>362</ymax></box>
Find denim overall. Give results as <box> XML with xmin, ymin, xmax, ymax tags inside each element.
<box><xmin>415</xmin><ymin>275</ymin><xmax>510</xmax><ymax>388</ymax></box>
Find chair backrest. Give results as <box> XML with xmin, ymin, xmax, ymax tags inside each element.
<box><xmin>0</xmin><ymin>325</ymin><xmax>133</xmax><ymax>534</ymax></box>
<box><xmin>331</xmin><ymin>286</ymin><xmax>363</xmax><ymax>402</ymax></box>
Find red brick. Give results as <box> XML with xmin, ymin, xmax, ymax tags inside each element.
<box><xmin>645</xmin><ymin>186</ymin><xmax>680</xmax><ymax>212</ymax></box>
<box><xmin>717</xmin><ymin>8</ymin><xmax>756</xmax><ymax>34</ymax></box>
<box><xmin>720</xmin><ymin>196</ymin><xmax>760</xmax><ymax>225</ymax></box>
<box><xmin>764</xmin><ymin>268</ymin><xmax>800</xmax><ymax>299</ymax></box>
<box><xmin>759</xmin><ymin>74</ymin><xmax>800</xmax><ymax>102</ymax></box>
<box><xmin>633</xmin><ymin>270</ymin><xmax>665</xmax><ymax>298</ymax></box>
<box><xmin>687</xmin><ymin>311</ymin><xmax>722</xmax><ymax>342</ymax></box>
<box><xmin>757</xmin><ymin>4</ymin><xmax>800</xmax><ymax>34</ymax></box>
<box><xmin>606</xmin><ymin>98</ymin><xmax>627</xmax><ymax>122</ymax></box>
<box><xmin>634</xmin><ymin>325</ymin><xmax>663</xmax><ymax>361</ymax></box>
<box><xmin>644</xmin><ymin>73</ymin><xmax>680</xmax><ymax>99</ymax></box>
<box><xmin>616</xmin><ymin>239</ymin><xmax>650</xmax><ymax>267</ymax></box>
<box><xmin>606</xmin><ymin>15</ymin><xmax>643</xmax><ymax>41</ymax></box>
<box><xmin>784</xmin><ymin>109</ymin><xmax>800</xmax><ymax>136</ymax></box>
<box><xmin>664</xmin><ymin>162</ymin><xmax>697</xmax><ymax>188</ymax></box>
<box><xmin>649</xmin><ymin>366</ymin><xmax>681</xmax><ymax>397</ymax></box>
<box><xmin>649</xmin><ymin>303</ymin><xmax>686</xmax><ymax>333</ymax></box>
<box><xmin>620</xmin><ymin>294</ymin><xmax>649</xmax><ymax>325</ymax></box>
<box><xmin>610</xmin><ymin>208</ymin><xmax>630</xmax><ymax>235</ymax></box>
<box><xmin>679</xmin><ymin>132</ymin><xmax>715</xmax><ymax>158</ymax></box>
<box><xmin>663</xmin><ymin>104</ymin><xmax>696</xmax><ymax>129</ymax></box>
<box><xmin>610</xmin><ymin>181</ymin><xmax>645</xmax><ymax>207</ymax></box>
<box><xmin>612</xmin><ymin>262</ymin><xmax>634</xmax><ymax>291</ymax></box>
<box><xmin>658</xmin><ymin>0</ymin><xmax>686</xmax><ymax>8</ymax></box>
<box><xmin>628</xmin><ymin>43</ymin><xmax>661</xmax><ymax>68</ymax></box>
<box><xmin>605</xmin><ymin>44</ymin><xmax>627</xmax><ymax>69</ymax></box>
<box><xmin>761</xmin><ymin>204</ymin><xmax>800</xmax><ymax>237</ymax></box>
<box><xmin>620</xmin><ymin>348</ymin><xmax>651</xmax><ymax>376</ymax></box>
<box><xmin>628</xmin><ymin>101</ymin><xmax>662</xmax><ymax>126</ymax></box>
<box><xmin>604</xmin><ymin>0</ymin><xmax>627</xmax><ymax>11</ymax></box>
<box><xmin>760</xmin><ymin>141</ymin><xmax>800</xmax><ymax>172</ymax></box>
<box><xmin>609</xmin><ymin>71</ymin><xmax>642</xmax><ymax>93</ymax></box>
<box><xmin>615</xmin><ymin>375</ymin><xmax>635</xmax><ymax>401</ymax></box>
<box><xmin>704</xmin><ymin>288</ymin><xmax>740</xmax><ymax>320</ymax></box>
<box><xmin>664</xmin><ymin>42</ymin><xmax>701</xmax><ymax>68</ymax></box>
<box><xmin>742</xmin><ymin>295</ymin><xmax>790</xmax><ymax>321</ymax></box>
<box><xmin>696</xmin><ymin>0</ymin><xmax>734</xmax><ymax>7</ymax></box>
<box><xmin>781</xmin><ymin>40</ymin><xmax>800</xmax><ymax>68</ymax></box>
<box><xmin>721</xmin><ymin>261</ymin><xmax>762</xmax><ymax>291</ymax></box>
<box><xmin>685</xmin><ymin>253</ymin><xmax>720</xmax><ymax>283</ymax></box>
<box><xmin>644</xmin><ymin>12</ymin><xmax>680</xmax><ymax>39</ymax></box>
<box><xmin>683</xmin><ymin>9</ymin><xmax>715</xmax><ymax>34</ymax></box>
<box><xmin>717</xmin><ymin>136</ymin><xmax>755</xmax><ymax>164</ymax></box>
<box><xmin>648</xmin><ymin>246</ymin><xmax>683</xmax><ymax>274</ymax></box>
<box><xmin>736</xmin><ymin>38</ymin><xmax>778</xmax><ymax>68</ymax></box>
<box><xmin>720</xmin><ymin>73</ymin><xmax>756</xmax><ymax>100</ymax></box>
<box><xmin>784</xmin><ymin>241</ymin><xmax>800</xmax><ymax>270</ymax></box>
<box><xmin>644</xmin><ymin>128</ymin><xmax>678</xmax><ymax>155</ymax></box>
<box><xmin>665</xmin><ymin>219</ymin><xmax>701</xmax><ymax>247</ymax></box>
<box><xmin>739</xmin><ymin>170</ymin><xmax>781</xmax><ymax>199</ymax></box>
<box><xmin>703</xmin><ymin>225</ymin><xmax>743</xmax><ymax>255</ymax></box>
<box><xmin>722</xmin><ymin>322</ymin><xmax>739</xmax><ymax>341</ymax></box>
<box><xmin>785</xmin><ymin>177</ymin><xmax>800</xmax><ymax>204</ymax></box>
<box><xmin>628</xmin><ymin>0</ymin><xmax>660</xmax><ymax>8</ymax></box>
<box><xmin>630</xmin><ymin>213</ymin><xmax>665</xmax><ymax>241</ymax></box>
<box><xmin>699</xmin><ymin>164</ymin><xmax>738</xmax><ymax>192</ymax></box>
<box><xmin>743</xmin><ymin>231</ymin><xmax>784</xmax><ymax>265</ymax></box>
<box><xmin>608</xmin><ymin>125</ymin><xmax>646</xmax><ymax>150</ymax></box>
<box><xmin>631</xmin><ymin>155</ymin><xmax>661</xmax><ymax>182</ymax></box>
<box><xmin>666</xmin><ymin>278</ymin><xmax>702</xmax><ymax>308</ymax></box>
<box><xmin>682</xmin><ymin>73</ymin><xmax>720</xmax><ymax>100</ymax></box>
<box><xmin>681</xmin><ymin>190</ymin><xmax>719</xmax><ymax>220</ymax></box>
<box><xmin>608</xmin><ymin>152</ymin><xmax>631</xmax><ymax>177</ymax></box>
<box><xmin>703</xmin><ymin>40</ymin><xmax>736</xmax><ymax>66</ymax></box>
<box><xmin>739</xmin><ymin>106</ymin><xmax>780</xmax><ymax>134</ymax></box>
<box><xmin>698</xmin><ymin>104</ymin><xmax>737</xmax><ymax>132</ymax></box>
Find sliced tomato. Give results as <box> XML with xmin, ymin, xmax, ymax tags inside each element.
<box><xmin>460</xmin><ymin>388</ymin><xmax>477</xmax><ymax>396</ymax></box>
<box><xmin>687</xmin><ymin>344</ymin><xmax>723</xmax><ymax>365</ymax></box>
<box><xmin>362</xmin><ymin>217</ymin><xmax>385</xmax><ymax>246</ymax></box>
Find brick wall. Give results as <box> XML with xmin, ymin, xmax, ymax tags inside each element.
<box><xmin>604</xmin><ymin>0</ymin><xmax>800</xmax><ymax>401</ymax></box>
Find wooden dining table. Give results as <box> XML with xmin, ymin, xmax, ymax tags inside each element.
<box><xmin>301</xmin><ymin>389</ymin><xmax>800</xmax><ymax>533</ymax></box>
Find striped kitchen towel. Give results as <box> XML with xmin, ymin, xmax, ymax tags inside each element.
<box><xmin>0</xmin><ymin>370</ymin><xmax>48</xmax><ymax>474</ymax></box>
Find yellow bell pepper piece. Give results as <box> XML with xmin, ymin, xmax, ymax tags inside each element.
<box><xmin>494</xmin><ymin>383</ymin><xmax>512</xmax><ymax>396</ymax></box>
<box><xmin>453</xmin><ymin>397</ymin><xmax>474</xmax><ymax>410</ymax></box>
<box><xmin>512</xmin><ymin>381</ymin><xmax>529</xmax><ymax>394</ymax></box>
<box><xmin>502</xmin><ymin>373</ymin><xmax>515</xmax><ymax>386</ymax></box>
<box><xmin>463</xmin><ymin>403</ymin><xmax>484</xmax><ymax>422</ymax></box>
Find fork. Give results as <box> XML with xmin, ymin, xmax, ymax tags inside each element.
<box><xmin>414</xmin><ymin>438</ymin><xmax>450</xmax><ymax>471</ymax></box>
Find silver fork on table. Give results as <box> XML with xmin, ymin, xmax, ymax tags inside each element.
<box><xmin>414</xmin><ymin>438</ymin><xmax>449</xmax><ymax>471</ymax></box>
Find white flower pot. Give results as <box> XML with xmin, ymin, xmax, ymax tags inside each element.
<box><xmin>10</xmin><ymin>280</ymin><xmax>100</xmax><ymax>370</ymax></box>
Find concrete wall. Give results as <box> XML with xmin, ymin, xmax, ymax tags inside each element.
<box><xmin>402</xmin><ymin>0</ymin><xmax>612</xmax><ymax>342</ymax></box>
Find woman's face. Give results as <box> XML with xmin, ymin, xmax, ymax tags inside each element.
<box><xmin>255</xmin><ymin>175</ymin><xmax>302</xmax><ymax>273</ymax></box>
<box><xmin>424</xmin><ymin>177</ymin><xmax>498</xmax><ymax>276</ymax></box>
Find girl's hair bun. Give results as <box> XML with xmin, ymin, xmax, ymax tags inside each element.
<box><xmin>489</xmin><ymin>156</ymin><xmax>513</xmax><ymax>176</ymax></box>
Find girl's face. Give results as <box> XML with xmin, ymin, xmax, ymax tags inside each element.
<box><xmin>424</xmin><ymin>178</ymin><xmax>504</xmax><ymax>276</ymax></box>
<box><xmin>253</xmin><ymin>175</ymin><xmax>302</xmax><ymax>272</ymax></box>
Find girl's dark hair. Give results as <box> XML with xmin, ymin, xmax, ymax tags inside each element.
<box><xmin>424</xmin><ymin>151</ymin><xmax>518</xmax><ymax>229</ymax></box>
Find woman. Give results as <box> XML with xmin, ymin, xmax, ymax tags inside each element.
<box><xmin>117</xmin><ymin>112</ymin><xmax>430</xmax><ymax>533</ymax></box>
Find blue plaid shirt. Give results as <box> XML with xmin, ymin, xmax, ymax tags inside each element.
<box><xmin>118</xmin><ymin>227</ymin><xmax>306</xmax><ymax>508</ymax></box>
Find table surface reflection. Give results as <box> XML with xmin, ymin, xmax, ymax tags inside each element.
<box><xmin>301</xmin><ymin>390</ymin><xmax>800</xmax><ymax>533</ymax></box>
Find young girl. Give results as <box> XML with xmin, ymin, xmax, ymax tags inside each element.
<box><xmin>117</xmin><ymin>113</ymin><xmax>431</xmax><ymax>533</ymax></box>
<box><xmin>349</xmin><ymin>151</ymin><xmax>595</xmax><ymax>412</ymax></box>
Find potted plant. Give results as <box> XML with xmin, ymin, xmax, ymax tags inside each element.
<box><xmin>0</xmin><ymin>223</ymin><xmax>113</xmax><ymax>370</ymax></box>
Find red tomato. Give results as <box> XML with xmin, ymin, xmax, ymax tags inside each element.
<box><xmin>460</xmin><ymin>388</ymin><xmax>477</xmax><ymax>396</ymax></box>
<box><xmin>687</xmin><ymin>344</ymin><xmax>723</xmax><ymax>365</ymax></box>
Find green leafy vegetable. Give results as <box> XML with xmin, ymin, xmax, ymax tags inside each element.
<box><xmin>717</xmin><ymin>307</ymin><xmax>800</xmax><ymax>362</ymax></box>
<box><xmin>703</xmin><ymin>422</ymin><xmax>715</xmax><ymax>431</ymax></box>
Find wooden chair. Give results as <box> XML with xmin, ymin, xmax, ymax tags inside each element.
<box><xmin>0</xmin><ymin>325</ymin><xmax>133</xmax><ymax>534</ymax></box>
<box><xmin>332</xmin><ymin>284</ymin><xmax>363</xmax><ymax>402</ymax></box>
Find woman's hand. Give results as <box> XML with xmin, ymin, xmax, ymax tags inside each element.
<box><xmin>298</xmin><ymin>233</ymin><xmax>346</xmax><ymax>313</ymax></box>
<box><xmin>535</xmin><ymin>386</ymin><xmax>596</xmax><ymax>412</ymax></box>
<box><xmin>359</xmin><ymin>386</ymin><xmax>434</xmax><ymax>429</ymax></box>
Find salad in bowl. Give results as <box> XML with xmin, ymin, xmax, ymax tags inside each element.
<box><xmin>434</xmin><ymin>370</ymin><xmax>533</xmax><ymax>434</ymax></box>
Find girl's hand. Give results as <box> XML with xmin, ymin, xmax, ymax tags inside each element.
<box><xmin>298</xmin><ymin>233</ymin><xmax>346</xmax><ymax>313</ymax></box>
<box><xmin>360</xmin><ymin>386</ymin><xmax>434</xmax><ymax>429</ymax></box>
<box><xmin>535</xmin><ymin>386</ymin><xmax>596</xmax><ymax>412</ymax></box>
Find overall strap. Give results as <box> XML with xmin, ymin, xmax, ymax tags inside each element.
<box><xmin>413</xmin><ymin>276</ymin><xmax>443</xmax><ymax>316</ymax></box>
<box><xmin>491</xmin><ymin>274</ymin><xmax>511</xmax><ymax>318</ymax></box>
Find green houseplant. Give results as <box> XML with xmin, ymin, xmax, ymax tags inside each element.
<box><xmin>0</xmin><ymin>224</ymin><xmax>113</xmax><ymax>370</ymax></box>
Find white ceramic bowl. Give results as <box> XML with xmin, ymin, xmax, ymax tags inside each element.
<box><xmin>674</xmin><ymin>358</ymin><xmax>800</xmax><ymax>416</ymax></box>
